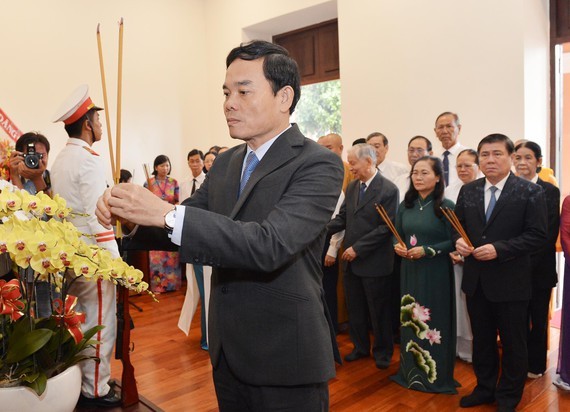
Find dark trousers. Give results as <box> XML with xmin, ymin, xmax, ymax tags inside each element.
<box><xmin>321</xmin><ymin>238</ymin><xmax>339</xmax><ymax>334</ymax></box>
<box><xmin>527</xmin><ymin>287</ymin><xmax>552</xmax><ymax>374</ymax></box>
<box><xmin>194</xmin><ymin>264</ymin><xmax>207</xmax><ymax>347</ymax></box>
<box><xmin>467</xmin><ymin>285</ymin><xmax>529</xmax><ymax>409</ymax></box>
<box><xmin>213</xmin><ymin>351</ymin><xmax>329</xmax><ymax>412</ymax></box>
<box><xmin>344</xmin><ymin>268</ymin><xmax>393</xmax><ymax>361</ymax></box>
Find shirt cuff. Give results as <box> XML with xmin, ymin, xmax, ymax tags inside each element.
<box><xmin>171</xmin><ymin>205</ymin><xmax>185</xmax><ymax>246</ymax></box>
<box><xmin>326</xmin><ymin>245</ymin><xmax>338</xmax><ymax>258</ymax></box>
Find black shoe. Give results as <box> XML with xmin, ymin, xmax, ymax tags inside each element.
<box><xmin>375</xmin><ymin>360</ymin><xmax>390</xmax><ymax>369</ymax></box>
<box><xmin>459</xmin><ymin>392</ymin><xmax>494</xmax><ymax>408</ymax></box>
<box><xmin>78</xmin><ymin>386</ymin><xmax>122</xmax><ymax>408</ymax></box>
<box><xmin>496</xmin><ymin>406</ymin><xmax>515</xmax><ymax>412</ymax></box>
<box><xmin>344</xmin><ymin>350</ymin><xmax>369</xmax><ymax>362</ymax></box>
<box><xmin>375</xmin><ymin>358</ymin><xmax>391</xmax><ymax>369</ymax></box>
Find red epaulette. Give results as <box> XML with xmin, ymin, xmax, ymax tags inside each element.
<box><xmin>83</xmin><ymin>146</ymin><xmax>100</xmax><ymax>156</ymax></box>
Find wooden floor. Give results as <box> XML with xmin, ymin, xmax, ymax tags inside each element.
<box><xmin>107</xmin><ymin>288</ymin><xmax>570</xmax><ymax>412</ymax></box>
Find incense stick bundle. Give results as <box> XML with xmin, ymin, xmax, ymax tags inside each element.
<box><xmin>441</xmin><ymin>207</ymin><xmax>473</xmax><ymax>247</ymax></box>
<box><xmin>374</xmin><ymin>203</ymin><xmax>405</xmax><ymax>248</ymax></box>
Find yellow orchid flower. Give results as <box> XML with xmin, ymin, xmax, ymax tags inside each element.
<box><xmin>51</xmin><ymin>243</ymin><xmax>76</xmax><ymax>269</ymax></box>
<box><xmin>52</xmin><ymin>194</ymin><xmax>72</xmax><ymax>219</ymax></box>
<box><xmin>71</xmin><ymin>255</ymin><xmax>98</xmax><ymax>279</ymax></box>
<box><xmin>75</xmin><ymin>240</ymin><xmax>93</xmax><ymax>257</ymax></box>
<box><xmin>46</xmin><ymin>219</ymin><xmax>82</xmax><ymax>248</ymax></box>
<box><xmin>37</xmin><ymin>192</ymin><xmax>58</xmax><ymax>216</ymax></box>
<box><xmin>30</xmin><ymin>251</ymin><xmax>57</xmax><ymax>275</ymax></box>
<box><xmin>13</xmin><ymin>249</ymin><xmax>33</xmax><ymax>269</ymax></box>
<box><xmin>135</xmin><ymin>281</ymin><xmax>149</xmax><ymax>293</ymax></box>
<box><xmin>28</xmin><ymin>230</ymin><xmax>58</xmax><ymax>255</ymax></box>
<box><xmin>124</xmin><ymin>266</ymin><xmax>144</xmax><ymax>286</ymax></box>
<box><xmin>6</xmin><ymin>229</ymin><xmax>33</xmax><ymax>260</ymax></box>
<box><xmin>101</xmin><ymin>257</ymin><xmax>127</xmax><ymax>283</ymax></box>
<box><xmin>19</xmin><ymin>190</ymin><xmax>42</xmax><ymax>216</ymax></box>
<box><xmin>93</xmin><ymin>250</ymin><xmax>115</xmax><ymax>281</ymax></box>
<box><xmin>0</xmin><ymin>188</ymin><xmax>22</xmax><ymax>214</ymax></box>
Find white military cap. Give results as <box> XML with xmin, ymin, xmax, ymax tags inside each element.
<box><xmin>53</xmin><ymin>84</ymin><xmax>103</xmax><ymax>125</ymax></box>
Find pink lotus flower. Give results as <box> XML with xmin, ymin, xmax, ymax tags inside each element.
<box><xmin>426</xmin><ymin>328</ymin><xmax>441</xmax><ymax>345</ymax></box>
<box><xmin>410</xmin><ymin>234</ymin><xmax>417</xmax><ymax>246</ymax></box>
<box><xmin>412</xmin><ymin>303</ymin><xmax>431</xmax><ymax>322</ymax></box>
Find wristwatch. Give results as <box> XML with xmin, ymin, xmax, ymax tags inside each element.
<box><xmin>164</xmin><ymin>207</ymin><xmax>176</xmax><ymax>234</ymax></box>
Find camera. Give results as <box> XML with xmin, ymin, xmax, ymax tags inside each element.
<box><xmin>23</xmin><ymin>142</ymin><xmax>43</xmax><ymax>169</ymax></box>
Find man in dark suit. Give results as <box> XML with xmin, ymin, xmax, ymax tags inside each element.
<box><xmin>327</xmin><ymin>143</ymin><xmax>399</xmax><ymax>369</ymax></box>
<box><xmin>454</xmin><ymin>134</ymin><xmax>547</xmax><ymax>412</ymax></box>
<box><xmin>96</xmin><ymin>41</ymin><xmax>344</xmax><ymax>411</ymax></box>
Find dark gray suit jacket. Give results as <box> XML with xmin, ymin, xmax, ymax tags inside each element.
<box><xmin>454</xmin><ymin>173</ymin><xmax>547</xmax><ymax>302</ymax></box>
<box><xmin>530</xmin><ymin>178</ymin><xmax>560</xmax><ymax>290</ymax></box>
<box><xmin>179</xmin><ymin>124</ymin><xmax>344</xmax><ymax>386</ymax></box>
<box><xmin>327</xmin><ymin>172</ymin><xmax>399</xmax><ymax>277</ymax></box>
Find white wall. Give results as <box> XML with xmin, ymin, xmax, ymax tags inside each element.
<box><xmin>1</xmin><ymin>0</ymin><xmax>208</xmax><ymax>184</ymax></box>
<box><xmin>338</xmin><ymin>0</ymin><xmax>548</xmax><ymax>164</ymax></box>
<box><xmin>1</xmin><ymin>0</ymin><xmax>551</xmax><ymax>182</ymax></box>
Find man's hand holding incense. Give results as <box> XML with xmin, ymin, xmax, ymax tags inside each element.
<box><xmin>472</xmin><ymin>244</ymin><xmax>497</xmax><ymax>261</ymax></box>
<box><xmin>96</xmin><ymin>183</ymin><xmax>173</xmax><ymax>230</ymax></box>
<box><xmin>455</xmin><ymin>237</ymin><xmax>474</xmax><ymax>258</ymax></box>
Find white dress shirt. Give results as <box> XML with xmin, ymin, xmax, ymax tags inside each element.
<box><xmin>378</xmin><ymin>159</ymin><xmax>408</xmax><ymax>182</ymax></box>
<box><xmin>179</xmin><ymin>171</ymin><xmax>206</xmax><ymax>203</ymax></box>
<box><xmin>440</xmin><ymin>142</ymin><xmax>467</xmax><ymax>186</ymax></box>
<box><xmin>484</xmin><ymin>174</ymin><xmax>508</xmax><ymax>210</ymax></box>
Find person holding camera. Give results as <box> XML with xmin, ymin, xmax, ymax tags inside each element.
<box><xmin>9</xmin><ymin>131</ymin><xmax>51</xmax><ymax>196</ymax></box>
<box><xmin>8</xmin><ymin>133</ymin><xmax>55</xmax><ymax>317</ymax></box>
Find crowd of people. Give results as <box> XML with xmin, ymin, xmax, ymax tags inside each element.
<box><xmin>3</xmin><ymin>40</ymin><xmax>570</xmax><ymax>411</ymax></box>
<box><xmin>317</xmin><ymin>112</ymin><xmax>570</xmax><ymax>411</ymax></box>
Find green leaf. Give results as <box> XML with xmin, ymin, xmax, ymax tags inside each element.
<box><xmin>20</xmin><ymin>372</ymin><xmax>39</xmax><ymax>383</ymax></box>
<box><xmin>28</xmin><ymin>372</ymin><xmax>48</xmax><ymax>396</ymax></box>
<box><xmin>5</xmin><ymin>329</ymin><xmax>53</xmax><ymax>363</ymax></box>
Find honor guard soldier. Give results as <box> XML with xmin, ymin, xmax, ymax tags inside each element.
<box><xmin>51</xmin><ymin>84</ymin><xmax>121</xmax><ymax>407</ymax></box>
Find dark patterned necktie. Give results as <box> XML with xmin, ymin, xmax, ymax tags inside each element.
<box><xmin>191</xmin><ymin>178</ymin><xmax>197</xmax><ymax>195</ymax></box>
<box><xmin>443</xmin><ymin>151</ymin><xmax>450</xmax><ymax>186</ymax></box>
<box><xmin>359</xmin><ymin>182</ymin><xmax>367</xmax><ymax>204</ymax></box>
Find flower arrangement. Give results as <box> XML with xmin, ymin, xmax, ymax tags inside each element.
<box><xmin>400</xmin><ymin>294</ymin><xmax>441</xmax><ymax>385</ymax></box>
<box><xmin>0</xmin><ymin>179</ymin><xmax>149</xmax><ymax>395</ymax></box>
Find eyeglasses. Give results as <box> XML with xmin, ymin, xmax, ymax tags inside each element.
<box><xmin>408</xmin><ymin>148</ymin><xmax>426</xmax><ymax>155</ymax></box>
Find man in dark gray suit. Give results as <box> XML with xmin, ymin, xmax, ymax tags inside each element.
<box><xmin>454</xmin><ymin>134</ymin><xmax>547</xmax><ymax>412</ymax></box>
<box><xmin>327</xmin><ymin>144</ymin><xmax>399</xmax><ymax>369</ymax></box>
<box><xmin>96</xmin><ymin>41</ymin><xmax>344</xmax><ymax>411</ymax></box>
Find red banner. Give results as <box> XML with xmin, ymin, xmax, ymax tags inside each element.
<box><xmin>0</xmin><ymin>107</ymin><xmax>22</xmax><ymax>142</ymax></box>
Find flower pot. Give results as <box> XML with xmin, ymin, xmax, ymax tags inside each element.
<box><xmin>0</xmin><ymin>364</ymin><xmax>82</xmax><ymax>412</ymax></box>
